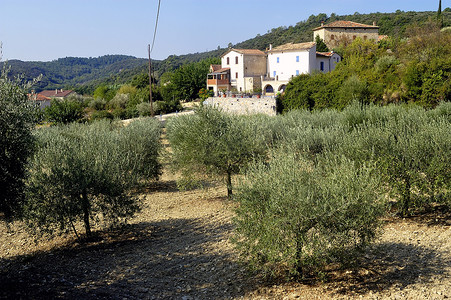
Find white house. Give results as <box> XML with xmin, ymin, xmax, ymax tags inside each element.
<box><xmin>262</xmin><ymin>42</ymin><xmax>316</xmax><ymax>94</ymax></box>
<box><xmin>219</xmin><ymin>49</ymin><xmax>267</xmax><ymax>93</ymax></box>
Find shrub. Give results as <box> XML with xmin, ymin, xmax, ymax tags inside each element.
<box><xmin>155</xmin><ymin>99</ymin><xmax>183</xmax><ymax>115</ymax></box>
<box><xmin>234</xmin><ymin>152</ymin><xmax>385</xmax><ymax>278</ymax></box>
<box><xmin>90</xmin><ymin>110</ymin><xmax>114</xmax><ymax>121</ymax></box>
<box><xmin>24</xmin><ymin>118</ymin><xmax>161</xmax><ymax>238</ymax></box>
<box><xmin>0</xmin><ymin>66</ymin><xmax>39</xmax><ymax>219</ymax></box>
<box><xmin>88</xmin><ymin>98</ymin><xmax>107</xmax><ymax>110</ymax></box>
<box><xmin>136</xmin><ymin>102</ymin><xmax>152</xmax><ymax>117</ymax></box>
<box><xmin>44</xmin><ymin>98</ymin><xmax>84</xmax><ymax>124</ymax></box>
<box><xmin>108</xmin><ymin>93</ymin><xmax>129</xmax><ymax>110</ymax></box>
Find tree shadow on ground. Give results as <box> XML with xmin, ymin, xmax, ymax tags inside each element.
<box><xmin>329</xmin><ymin>241</ymin><xmax>450</xmax><ymax>297</ymax></box>
<box><xmin>0</xmin><ymin>217</ymin><xmax>251</xmax><ymax>299</ymax></box>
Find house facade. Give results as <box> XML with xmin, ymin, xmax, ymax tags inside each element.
<box><xmin>312</xmin><ymin>21</ymin><xmax>379</xmax><ymax>49</ymax></box>
<box><xmin>207</xmin><ymin>49</ymin><xmax>267</xmax><ymax>95</ymax></box>
<box><xmin>263</xmin><ymin>42</ymin><xmax>317</xmax><ymax>95</ymax></box>
<box><xmin>207</xmin><ymin>64</ymin><xmax>231</xmax><ymax>95</ymax></box>
<box><xmin>316</xmin><ymin>52</ymin><xmax>341</xmax><ymax>73</ymax></box>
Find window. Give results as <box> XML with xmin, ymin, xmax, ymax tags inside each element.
<box><xmin>296</xmin><ymin>70</ymin><xmax>300</xmax><ymax>76</ymax></box>
<box><xmin>277</xmin><ymin>57</ymin><xmax>280</xmax><ymax>63</ymax></box>
<box><xmin>331</xmin><ymin>34</ymin><xmax>335</xmax><ymax>40</ymax></box>
<box><xmin>363</xmin><ymin>35</ymin><xmax>367</xmax><ymax>40</ymax></box>
<box><xmin>320</xmin><ymin>62</ymin><xmax>324</xmax><ymax>71</ymax></box>
<box><xmin>236</xmin><ymin>72</ymin><xmax>238</xmax><ymax>79</ymax></box>
<box><xmin>296</xmin><ymin>56</ymin><xmax>299</xmax><ymax>62</ymax></box>
<box><xmin>235</xmin><ymin>56</ymin><xmax>238</xmax><ymax>64</ymax></box>
<box><xmin>226</xmin><ymin>57</ymin><xmax>230</xmax><ymax>65</ymax></box>
<box><xmin>273</xmin><ymin>71</ymin><xmax>276</xmax><ymax>77</ymax></box>
<box><xmin>353</xmin><ymin>35</ymin><xmax>357</xmax><ymax>40</ymax></box>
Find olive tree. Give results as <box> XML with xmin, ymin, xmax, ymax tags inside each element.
<box><xmin>0</xmin><ymin>64</ymin><xmax>39</xmax><ymax>220</ymax></box>
<box><xmin>234</xmin><ymin>152</ymin><xmax>385</xmax><ymax>278</ymax></box>
<box><xmin>166</xmin><ymin>106</ymin><xmax>270</xmax><ymax>197</ymax></box>
<box><xmin>24</xmin><ymin>118</ymin><xmax>161</xmax><ymax>238</ymax></box>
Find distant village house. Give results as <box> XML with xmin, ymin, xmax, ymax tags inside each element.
<box><xmin>29</xmin><ymin>89</ymin><xmax>75</xmax><ymax>109</ymax></box>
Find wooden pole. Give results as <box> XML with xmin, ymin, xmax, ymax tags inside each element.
<box><xmin>148</xmin><ymin>44</ymin><xmax>154</xmax><ymax>117</ymax></box>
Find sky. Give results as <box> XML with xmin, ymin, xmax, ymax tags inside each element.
<box><xmin>0</xmin><ymin>0</ymin><xmax>445</xmax><ymax>62</ymax></box>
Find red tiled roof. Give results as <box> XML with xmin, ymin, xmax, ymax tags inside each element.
<box><xmin>316</xmin><ymin>52</ymin><xmax>333</xmax><ymax>57</ymax></box>
<box><xmin>210</xmin><ymin>64</ymin><xmax>222</xmax><ymax>72</ymax></box>
<box><xmin>221</xmin><ymin>48</ymin><xmax>266</xmax><ymax>57</ymax></box>
<box><xmin>28</xmin><ymin>93</ymin><xmax>51</xmax><ymax>101</ymax></box>
<box><xmin>267</xmin><ymin>42</ymin><xmax>316</xmax><ymax>53</ymax></box>
<box><xmin>313</xmin><ymin>21</ymin><xmax>379</xmax><ymax>31</ymax></box>
<box><xmin>38</xmin><ymin>89</ymin><xmax>74</xmax><ymax>98</ymax></box>
<box><xmin>215</xmin><ymin>67</ymin><xmax>230</xmax><ymax>73</ymax></box>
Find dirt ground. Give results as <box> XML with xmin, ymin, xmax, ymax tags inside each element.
<box><xmin>1</xmin><ymin>170</ymin><xmax>451</xmax><ymax>299</ymax></box>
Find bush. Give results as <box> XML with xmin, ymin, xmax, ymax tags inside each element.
<box><xmin>136</xmin><ymin>102</ymin><xmax>152</xmax><ymax>117</ymax></box>
<box><xmin>155</xmin><ymin>99</ymin><xmax>183</xmax><ymax>115</ymax></box>
<box><xmin>234</xmin><ymin>152</ymin><xmax>385</xmax><ymax>278</ymax></box>
<box><xmin>90</xmin><ymin>110</ymin><xmax>114</xmax><ymax>121</ymax></box>
<box><xmin>0</xmin><ymin>66</ymin><xmax>39</xmax><ymax>219</ymax></box>
<box><xmin>24</xmin><ymin>118</ymin><xmax>161</xmax><ymax>238</ymax></box>
<box><xmin>44</xmin><ymin>98</ymin><xmax>84</xmax><ymax>124</ymax></box>
<box><xmin>108</xmin><ymin>93</ymin><xmax>129</xmax><ymax>110</ymax></box>
<box><xmin>88</xmin><ymin>98</ymin><xmax>107</xmax><ymax>110</ymax></box>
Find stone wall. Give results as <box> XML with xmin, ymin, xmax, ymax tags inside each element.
<box><xmin>204</xmin><ymin>97</ymin><xmax>277</xmax><ymax>116</ymax></box>
<box><xmin>314</xmin><ymin>28</ymin><xmax>379</xmax><ymax>49</ymax></box>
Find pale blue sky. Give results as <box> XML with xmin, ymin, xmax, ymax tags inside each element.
<box><xmin>0</xmin><ymin>0</ymin><xmax>445</xmax><ymax>62</ymax></box>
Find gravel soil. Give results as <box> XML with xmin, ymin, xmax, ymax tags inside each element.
<box><xmin>1</xmin><ymin>171</ymin><xmax>451</xmax><ymax>299</ymax></box>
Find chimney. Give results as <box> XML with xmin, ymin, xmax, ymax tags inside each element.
<box><xmin>321</xmin><ymin>21</ymin><xmax>324</xmax><ymax>27</ymax></box>
<box><xmin>55</xmin><ymin>89</ymin><xmax>58</xmax><ymax>95</ymax></box>
<box><xmin>269</xmin><ymin>44</ymin><xmax>272</xmax><ymax>50</ymax></box>
<box><xmin>373</xmin><ymin>21</ymin><xmax>377</xmax><ymax>26</ymax></box>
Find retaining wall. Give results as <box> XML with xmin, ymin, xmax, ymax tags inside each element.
<box><xmin>204</xmin><ymin>97</ymin><xmax>277</xmax><ymax>116</ymax></box>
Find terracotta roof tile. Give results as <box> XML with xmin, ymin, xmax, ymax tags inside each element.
<box><xmin>210</xmin><ymin>64</ymin><xmax>222</xmax><ymax>71</ymax></box>
<box><xmin>28</xmin><ymin>93</ymin><xmax>51</xmax><ymax>101</ymax></box>
<box><xmin>38</xmin><ymin>89</ymin><xmax>74</xmax><ymax>98</ymax></box>
<box><xmin>221</xmin><ymin>48</ymin><xmax>266</xmax><ymax>57</ymax></box>
<box><xmin>268</xmin><ymin>42</ymin><xmax>316</xmax><ymax>52</ymax></box>
<box><xmin>313</xmin><ymin>21</ymin><xmax>379</xmax><ymax>31</ymax></box>
<box><xmin>316</xmin><ymin>52</ymin><xmax>334</xmax><ymax>57</ymax></box>
<box><xmin>233</xmin><ymin>49</ymin><xmax>266</xmax><ymax>55</ymax></box>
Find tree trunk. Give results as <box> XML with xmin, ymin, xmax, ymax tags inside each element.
<box><xmin>226</xmin><ymin>169</ymin><xmax>233</xmax><ymax>199</ymax></box>
<box><xmin>81</xmin><ymin>189</ymin><xmax>91</xmax><ymax>237</ymax></box>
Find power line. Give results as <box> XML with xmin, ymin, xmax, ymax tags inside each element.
<box><xmin>150</xmin><ymin>0</ymin><xmax>161</xmax><ymax>53</ymax></box>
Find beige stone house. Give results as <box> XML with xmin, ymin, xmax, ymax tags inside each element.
<box><xmin>312</xmin><ymin>20</ymin><xmax>379</xmax><ymax>49</ymax></box>
<box><xmin>207</xmin><ymin>49</ymin><xmax>267</xmax><ymax>95</ymax></box>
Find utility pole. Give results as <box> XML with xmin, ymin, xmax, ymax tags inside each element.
<box><xmin>148</xmin><ymin>44</ymin><xmax>154</xmax><ymax>117</ymax></box>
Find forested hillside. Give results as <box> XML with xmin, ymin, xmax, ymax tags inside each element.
<box><xmin>2</xmin><ymin>55</ymin><xmax>148</xmax><ymax>93</ymax></box>
<box><xmin>234</xmin><ymin>9</ymin><xmax>451</xmax><ymax>50</ymax></box>
<box><xmin>4</xmin><ymin>9</ymin><xmax>450</xmax><ymax>94</ymax></box>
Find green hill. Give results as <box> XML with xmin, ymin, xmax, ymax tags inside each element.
<box><xmin>4</xmin><ymin>9</ymin><xmax>451</xmax><ymax>94</ymax></box>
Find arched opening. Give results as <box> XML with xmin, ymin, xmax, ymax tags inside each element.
<box><xmin>265</xmin><ymin>85</ymin><xmax>274</xmax><ymax>94</ymax></box>
<box><xmin>278</xmin><ymin>85</ymin><xmax>287</xmax><ymax>93</ymax></box>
